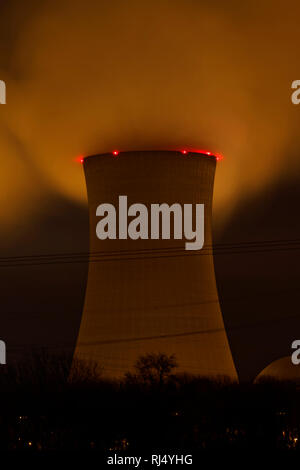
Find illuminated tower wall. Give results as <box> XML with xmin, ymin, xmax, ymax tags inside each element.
<box><xmin>74</xmin><ymin>150</ymin><xmax>238</xmax><ymax>380</ymax></box>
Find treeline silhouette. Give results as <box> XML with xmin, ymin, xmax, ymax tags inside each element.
<box><xmin>0</xmin><ymin>350</ymin><xmax>299</xmax><ymax>452</ymax></box>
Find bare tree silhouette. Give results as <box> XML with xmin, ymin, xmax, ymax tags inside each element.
<box><xmin>125</xmin><ymin>352</ymin><xmax>178</xmax><ymax>386</ymax></box>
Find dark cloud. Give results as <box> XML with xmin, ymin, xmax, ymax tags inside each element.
<box><xmin>214</xmin><ymin>175</ymin><xmax>300</xmax><ymax>380</ymax></box>
<box><xmin>1</xmin><ymin>0</ymin><xmax>300</xmax><ymax>232</ymax></box>
<box><xmin>0</xmin><ymin>0</ymin><xmax>300</xmax><ymax>378</ymax></box>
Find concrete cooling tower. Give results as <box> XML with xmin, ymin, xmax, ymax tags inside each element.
<box><xmin>255</xmin><ymin>357</ymin><xmax>300</xmax><ymax>382</ymax></box>
<box><xmin>74</xmin><ymin>150</ymin><xmax>238</xmax><ymax>380</ymax></box>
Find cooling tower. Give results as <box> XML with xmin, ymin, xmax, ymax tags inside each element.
<box><xmin>255</xmin><ymin>357</ymin><xmax>300</xmax><ymax>382</ymax></box>
<box><xmin>74</xmin><ymin>150</ymin><xmax>238</xmax><ymax>380</ymax></box>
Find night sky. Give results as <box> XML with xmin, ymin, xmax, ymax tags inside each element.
<box><xmin>0</xmin><ymin>0</ymin><xmax>300</xmax><ymax>381</ymax></box>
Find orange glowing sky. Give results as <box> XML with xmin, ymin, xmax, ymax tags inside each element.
<box><xmin>1</xmin><ymin>0</ymin><xmax>300</xmax><ymax>233</ymax></box>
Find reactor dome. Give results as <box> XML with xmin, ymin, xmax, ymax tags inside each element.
<box><xmin>255</xmin><ymin>356</ymin><xmax>300</xmax><ymax>383</ymax></box>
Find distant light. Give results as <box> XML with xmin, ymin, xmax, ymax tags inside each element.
<box><xmin>190</xmin><ymin>149</ymin><xmax>224</xmax><ymax>161</ymax></box>
<box><xmin>215</xmin><ymin>153</ymin><xmax>224</xmax><ymax>161</ymax></box>
<box><xmin>198</xmin><ymin>150</ymin><xmax>212</xmax><ymax>156</ymax></box>
<box><xmin>203</xmin><ymin>151</ymin><xmax>223</xmax><ymax>161</ymax></box>
<box><xmin>112</xmin><ymin>151</ymin><xmax>119</xmax><ymax>156</ymax></box>
<box><xmin>76</xmin><ymin>155</ymin><xmax>84</xmax><ymax>164</ymax></box>
<box><xmin>181</xmin><ymin>150</ymin><xmax>188</xmax><ymax>155</ymax></box>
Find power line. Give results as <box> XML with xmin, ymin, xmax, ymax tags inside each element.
<box><xmin>75</xmin><ymin>312</ymin><xmax>300</xmax><ymax>347</ymax></box>
<box><xmin>1</xmin><ymin>237</ymin><xmax>300</xmax><ymax>262</ymax></box>
<box><xmin>0</xmin><ymin>238</ymin><xmax>300</xmax><ymax>268</ymax></box>
<box><xmin>8</xmin><ymin>310</ymin><xmax>300</xmax><ymax>351</ymax></box>
<box><xmin>5</xmin><ymin>288</ymin><xmax>300</xmax><ymax>350</ymax></box>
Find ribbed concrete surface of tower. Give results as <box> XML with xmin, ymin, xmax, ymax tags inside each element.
<box><xmin>74</xmin><ymin>150</ymin><xmax>238</xmax><ymax>380</ymax></box>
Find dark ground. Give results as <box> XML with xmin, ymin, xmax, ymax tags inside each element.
<box><xmin>0</xmin><ymin>351</ymin><xmax>300</xmax><ymax>454</ymax></box>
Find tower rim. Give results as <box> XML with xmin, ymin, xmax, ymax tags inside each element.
<box><xmin>81</xmin><ymin>149</ymin><xmax>222</xmax><ymax>163</ymax></box>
